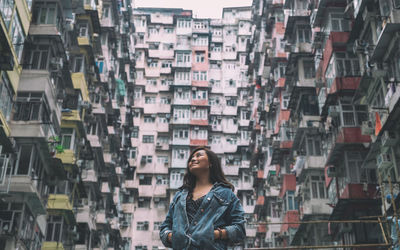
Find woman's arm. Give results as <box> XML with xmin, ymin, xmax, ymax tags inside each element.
<box><xmin>159</xmin><ymin>193</ymin><xmax>179</xmax><ymax>247</ymax></box>
<box><xmin>223</xmin><ymin>194</ymin><xmax>246</xmax><ymax>243</ymax></box>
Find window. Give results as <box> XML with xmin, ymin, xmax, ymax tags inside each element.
<box><xmin>173</xmin><ymin>129</ymin><xmax>189</xmax><ymax>139</ymax></box>
<box><xmin>176</xmin><ymin>53</ymin><xmax>191</xmax><ymax>64</ymax></box>
<box><xmin>144</xmin><ymin>116</ymin><xmax>155</xmax><ymax>123</ymax></box>
<box><xmin>171</xmin><ymin>170</ymin><xmax>184</xmax><ymax>182</ymax></box>
<box><xmin>177</xmin><ymin>19</ymin><xmax>191</xmax><ymax>28</ymax></box>
<box><xmin>195</xmin><ymin>52</ymin><xmax>205</xmax><ymax>63</ymax></box>
<box><xmin>330</xmin><ymin>13</ymin><xmax>350</xmax><ymax>32</ymax></box>
<box><xmin>60</xmin><ymin>128</ymin><xmax>75</xmax><ymax>150</ymax></box>
<box><xmin>173</xmin><ymin>148</ymin><xmax>189</xmax><ymax>159</ymax></box>
<box><xmin>149</xmin><ymin>61</ymin><xmax>158</xmax><ymax>68</ymax></box>
<box><xmin>161</xmin><ymin>61</ymin><xmax>172</xmax><ymax>68</ymax></box>
<box><xmin>192</xmin><ymin>90</ymin><xmax>207</xmax><ymax>100</ymax></box>
<box><xmin>14</xmin><ymin>93</ymin><xmax>50</xmax><ymax>122</ymax></box>
<box><xmin>144</xmin><ymin>96</ymin><xmax>156</xmax><ymax>104</ymax></box>
<box><xmin>246</xmin><ymin>194</ymin><xmax>254</xmax><ymax>206</ymax></box>
<box><xmin>141</xmin><ymin>155</ymin><xmax>153</xmax><ymax>164</ymax></box>
<box><xmin>33</xmin><ymin>2</ymin><xmax>57</xmax><ymax>24</ymax></box>
<box><xmin>103</xmin><ymin>4</ymin><xmax>110</xmax><ymax>18</ymax></box>
<box><xmin>129</xmin><ymin>148</ymin><xmax>137</xmax><ymax>159</ymax></box>
<box><xmin>136</xmin><ymin>221</ymin><xmax>149</xmax><ymax>230</ymax></box>
<box><xmin>153</xmin><ymin>221</ymin><xmax>162</xmax><ymax>230</ymax></box>
<box><xmin>310</xmin><ymin>176</ymin><xmax>326</xmax><ymax>199</ymax></box>
<box><xmin>0</xmin><ymin>73</ymin><xmax>14</xmax><ymax>121</ymax></box>
<box><xmin>46</xmin><ymin>215</ymin><xmax>64</xmax><ymax>242</ymax></box>
<box><xmin>146</xmin><ymin>79</ymin><xmax>157</xmax><ymax>86</ymax></box>
<box><xmin>297</xmin><ymin>25</ymin><xmax>311</xmax><ymax>43</ymax></box>
<box><xmin>138</xmin><ymin>175</ymin><xmax>152</xmax><ymax>185</ymax></box>
<box><xmin>212</xmin><ymin>45</ymin><xmax>222</xmax><ymax>52</ymax></box>
<box><xmin>192</xmin><ymin>109</ymin><xmax>207</xmax><ymax>119</ymax></box>
<box><xmin>135</xmin><ymin>246</ymin><xmax>148</xmax><ymax>250</ymax></box>
<box><xmin>73</xmin><ymin>56</ymin><xmax>85</xmax><ymax>72</ymax></box>
<box><xmin>173</xmin><ymin>108</ymin><xmax>190</xmax><ymax>120</ymax></box>
<box><xmin>160</xmin><ymin>97</ymin><xmax>171</xmax><ymax>104</ymax></box>
<box><xmin>227</xmin><ymin>79</ymin><xmax>236</xmax><ymax>87</ymax></box>
<box><xmin>0</xmin><ymin>0</ymin><xmax>14</xmax><ymax>29</ymax></box>
<box><xmin>164</xmin><ymin>28</ymin><xmax>173</xmax><ymax>34</ymax></box>
<box><xmin>136</xmin><ymin>71</ymin><xmax>143</xmax><ymax>80</ymax></box>
<box><xmin>131</xmin><ymin>126</ymin><xmax>139</xmax><ymax>138</ymax></box>
<box><xmin>241</xmin><ymin>130</ymin><xmax>250</xmax><ymax>140</ymax></box>
<box><xmin>24</xmin><ymin>44</ymin><xmax>52</xmax><ymax>70</ymax></box>
<box><xmin>193</xmin><ymin>71</ymin><xmax>207</xmax><ymax>81</ymax></box>
<box><xmin>226</xmin><ymin>98</ymin><xmax>237</xmax><ymax>106</ymax></box>
<box><xmin>284</xmin><ymin>191</ymin><xmax>298</xmax><ymax>211</ymax></box>
<box><xmin>306</xmin><ymin>137</ymin><xmax>322</xmax><ymax>156</ymax></box>
<box><xmin>191</xmin><ymin>129</ymin><xmax>207</xmax><ymax>139</ymax></box>
<box><xmin>340</xmin><ymin>104</ymin><xmax>368</xmax><ymax>127</ymax></box>
<box><xmin>334</xmin><ymin>52</ymin><xmax>361</xmax><ymax>77</ymax></box>
<box><xmin>193</xmin><ymin>37</ymin><xmax>208</xmax><ymax>46</ymax></box>
<box><xmin>77</xmin><ymin>22</ymin><xmax>89</xmax><ymax>37</ymax></box>
<box><xmin>142</xmin><ymin>135</ymin><xmax>154</xmax><ymax>143</ymax></box>
<box><xmin>156</xmin><ymin>156</ymin><xmax>168</xmax><ymax>165</ymax></box>
<box><xmin>175</xmin><ymin>71</ymin><xmax>190</xmax><ymax>82</ymax></box>
<box><xmin>156</xmin><ymin>175</ymin><xmax>169</xmax><ymax>185</ymax></box>
<box><xmin>134</xmin><ymin>88</ymin><xmax>142</xmax><ymax>98</ymax></box>
<box><xmin>303</xmin><ymin>60</ymin><xmax>315</xmax><ymax>79</ymax></box>
<box><xmin>11</xmin><ymin>14</ymin><xmax>25</xmax><ymax>62</ymax></box>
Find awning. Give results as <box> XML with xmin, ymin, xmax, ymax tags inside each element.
<box><xmin>371</xmin><ymin>23</ymin><xmax>400</xmax><ymax>63</ymax></box>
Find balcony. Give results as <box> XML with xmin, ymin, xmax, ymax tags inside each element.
<box><xmin>47</xmin><ymin>194</ymin><xmax>75</xmax><ymax>223</ymax></box>
<box><xmin>138</xmin><ymin>185</ymin><xmax>154</xmax><ymax>197</ymax></box>
<box><xmin>171</xmin><ymin>157</ymin><xmax>187</xmax><ymax>169</ymax></box>
<box><xmin>81</xmin><ymin>169</ymin><xmax>98</xmax><ymax>182</ymax></box>
<box><xmin>300</xmin><ymin>198</ymin><xmax>331</xmax><ymax>218</ymax></box>
<box><xmin>370</xmin><ymin>19</ymin><xmax>400</xmax><ymax>64</ymax></box>
<box><xmin>42</xmin><ymin>242</ymin><xmax>65</xmax><ymax>250</ymax></box>
<box><xmin>328</xmin><ymin>181</ymin><xmax>378</xmax><ymax>208</ymax></box>
<box><xmin>76</xmin><ymin>204</ymin><xmax>96</xmax><ymax>230</ymax></box>
<box><xmin>56</xmin><ymin>149</ymin><xmax>76</xmax><ymax>165</ymax></box>
<box><xmin>1</xmin><ymin>175</ymin><xmax>46</xmax><ymax>215</ymax></box>
<box><xmin>96</xmin><ymin>210</ymin><xmax>107</xmax><ymax>224</ymax></box>
<box><xmin>171</xmin><ymin>137</ymin><xmax>190</xmax><ymax>146</ymax></box>
<box><xmin>325</xmin><ymin>127</ymin><xmax>371</xmax><ymax>166</ymax></box>
<box><xmin>145</xmin><ymin>68</ymin><xmax>160</xmax><ymax>77</ymax></box>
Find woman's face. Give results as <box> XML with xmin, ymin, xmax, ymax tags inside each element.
<box><xmin>188</xmin><ymin>150</ymin><xmax>210</xmax><ymax>174</ymax></box>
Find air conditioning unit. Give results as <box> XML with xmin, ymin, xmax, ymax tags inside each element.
<box><xmin>377</xmin><ymin>152</ymin><xmax>393</xmax><ymax>170</ymax></box>
<box><xmin>381</xmin><ymin>130</ymin><xmax>398</xmax><ymax>147</ymax></box>
<box><xmin>327</xmin><ymin>166</ymin><xmax>336</xmax><ymax>177</ymax></box>
<box><xmin>328</xmin><ymin>106</ymin><xmax>340</xmax><ymax>117</ymax></box>
<box><xmin>361</xmin><ymin>120</ymin><xmax>374</xmax><ymax>135</ymax></box>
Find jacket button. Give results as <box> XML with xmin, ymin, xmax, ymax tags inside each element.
<box><xmin>194</xmin><ymin>221</ymin><xmax>197</xmax><ymax>225</ymax></box>
<box><xmin>207</xmin><ymin>197</ymin><xmax>211</xmax><ymax>201</ymax></box>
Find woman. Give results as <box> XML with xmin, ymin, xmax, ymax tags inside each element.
<box><xmin>159</xmin><ymin>147</ymin><xmax>246</xmax><ymax>249</ymax></box>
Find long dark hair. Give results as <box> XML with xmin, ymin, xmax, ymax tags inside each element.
<box><xmin>180</xmin><ymin>147</ymin><xmax>234</xmax><ymax>193</ymax></box>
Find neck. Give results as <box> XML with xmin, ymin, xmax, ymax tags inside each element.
<box><xmin>195</xmin><ymin>174</ymin><xmax>212</xmax><ymax>188</ymax></box>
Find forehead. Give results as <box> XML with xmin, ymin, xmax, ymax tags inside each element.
<box><xmin>191</xmin><ymin>150</ymin><xmax>207</xmax><ymax>156</ymax></box>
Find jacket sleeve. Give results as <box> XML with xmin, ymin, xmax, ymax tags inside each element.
<box><xmin>159</xmin><ymin>191</ymin><xmax>180</xmax><ymax>247</ymax></box>
<box><xmin>224</xmin><ymin>192</ymin><xmax>246</xmax><ymax>243</ymax></box>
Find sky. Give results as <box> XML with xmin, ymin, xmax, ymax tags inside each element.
<box><xmin>134</xmin><ymin>0</ymin><xmax>253</xmax><ymax>18</ymax></box>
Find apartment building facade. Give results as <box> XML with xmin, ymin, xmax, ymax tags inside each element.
<box><xmin>129</xmin><ymin>6</ymin><xmax>257</xmax><ymax>249</ymax></box>
<box><xmin>0</xmin><ymin>0</ymin><xmax>134</xmax><ymax>249</ymax></box>
<box><xmin>246</xmin><ymin>0</ymin><xmax>400</xmax><ymax>248</ymax></box>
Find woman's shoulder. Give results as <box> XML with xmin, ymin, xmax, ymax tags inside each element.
<box><xmin>213</xmin><ymin>183</ymin><xmax>236</xmax><ymax>199</ymax></box>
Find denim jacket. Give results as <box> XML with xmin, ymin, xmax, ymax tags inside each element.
<box><xmin>159</xmin><ymin>183</ymin><xmax>246</xmax><ymax>250</ymax></box>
